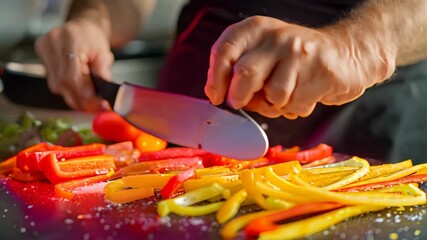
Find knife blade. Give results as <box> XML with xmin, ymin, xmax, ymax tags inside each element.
<box><xmin>92</xmin><ymin>74</ymin><xmax>269</xmax><ymax>160</ymax></box>
<box><xmin>0</xmin><ymin>62</ymin><xmax>269</xmax><ymax>159</ymax></box>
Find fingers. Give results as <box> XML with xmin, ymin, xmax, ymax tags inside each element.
<box><xmin>34</xmin><ymin>21</ymin><xmax>113</xmax><ymax>112</ymax></box>
<box><xmin>205</xmin><ymin>16</ymin><xmax>274</xmax><ymax>105</ymax></box>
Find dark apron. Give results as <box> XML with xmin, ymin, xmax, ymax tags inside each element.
<box><xmin>157</xmin><ymin>0</ymin><xmax>427</xmax><ymax>164</ymax></box>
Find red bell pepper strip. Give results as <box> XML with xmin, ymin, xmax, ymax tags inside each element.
<box><xmin>138</xmin><ymin>147</ymin><xmax>208</xmax><ymax>162</ymax></box>
<box><xmin>11</xmin><ymin>168</ymin><xmax>46</xmax><ymax>182</ymax></box>
<box><xmin>243</xmin><ymin>202</ymin><xmax>345</xmax><ymax>237</ymax></box>
<box><xmin>39</xmin><ymin>153</ymin><xmax>116</xmax><ymax>184</ymax></box>
<box><xmin>337</xmin><ymin>174</ymin><xmax>427</xmax><ymax>192</ymax></box>
<box><xmin>1</xmin><ymin>142</ymin><xmax>54</xmax><ymax>174</ymax></box>
<box><xmin>160</xmin><ymin>167</ymin><xmax>196</xmax><ymax>199</ymax></box>
<box><xmin>16</xmin><ymin>143</ymin><xmax>106</xmax><ymax>172</ymax></box>
<box><xmin>92</xmin><ymin>111</ymin><xmax>142</xmax><ymax>142</ymax></box>
<box><xmin>268</xmin><ymin>144</ymin><xmax>333</xmax><ymax>164</ymax></box>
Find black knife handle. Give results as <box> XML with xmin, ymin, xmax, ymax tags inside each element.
<box><xmin>91</xmin><ymin>74</ymin><xmax>120</xmax><ymax>108</ymax></box>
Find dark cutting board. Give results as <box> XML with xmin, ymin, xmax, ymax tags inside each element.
<box><xmin>0</xmin><ymin>176</ymin><xmax>426</xmax><ymax>240</ymax></box>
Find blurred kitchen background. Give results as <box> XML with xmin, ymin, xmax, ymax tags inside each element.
<box><xmin>0</xmin><ymin>0</ymin><xmax>187</xmax><ymax>89</ymax></box>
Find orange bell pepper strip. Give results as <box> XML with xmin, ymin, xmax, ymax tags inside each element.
<box><xmin>138</xmin><ymin>147</ymin><xmax>208</xmax><ymax>162</ymax></box>
<box><xmin>134</xmin><ymin>132</ymin><xmax>167</xmax><ymax>153</ymax></box>
<box><xmin>55</xmin><ymin>174</ymin><xmax>111</xmax><ymax>199</ymax></box>
<box><xmin>11</xmin><ymin>167</ymin><xmax>46</xmax><ymax>182</ymax></box>
<box><xmin>16</xmin><ymin>143</ymin><xmax>106</xmax><ymax>172</ymax></box>
<box><xmin>39</xmin><ymin>153</ymin><xmax>116</xmax><ymax>184</ymax></box>
<box><xmin>112</xmin><ymin>156</ymin><xmax>203</xmax><ymax>177</ymax></box>
<box><xmin>160</xmin><ymin>167</ymin><xmax>196</xmax><ymax>199</ymax></box>
<box><xmin>122</xmin><ymin>174</ymin><xmax>174</xmax><ymax>189</ymax></box>
<box><xmin>268</xmin><ymin>143</ymin><xmax>333</xmax><ymax>164</ymax></box>
<box><xmin>243</xmin><ymin>202</ymin><xmax>345</xmax><ymax>237</ymax></box>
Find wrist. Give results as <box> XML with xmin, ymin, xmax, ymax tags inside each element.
<box><xmin>67</xmin><ymin>0</ymin><xmax>112</xmax><ymax>43</ymax></box>
<box><xmin>321</xmin><ymin>16</ymin><xmax>397</xmax><ymax>84</ymax></box>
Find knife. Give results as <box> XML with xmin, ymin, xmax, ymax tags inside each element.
<box><xmin>1</xmin><ymin>62</ymin><xmax>269</xmax><ymax>160</ymax></box>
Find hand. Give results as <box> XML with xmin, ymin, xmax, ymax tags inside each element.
<box><xmin>205</xmin><ymin>16</ymin><xmax>396</xmax><ymax>119</ymax></box>
<box><xmin>35</xmin><ymin>19</ymin><xmax>114</xmax><ymax>111</ymax></box>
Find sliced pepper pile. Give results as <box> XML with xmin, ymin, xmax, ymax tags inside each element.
<box><xmin>2</xmin><ymin>111</ymin><xmax>427</xmax><ymax>239</ymax></box>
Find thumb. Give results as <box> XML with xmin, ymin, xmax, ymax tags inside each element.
<box><xmin>90</xmin><ymin>50</ymin><xmax>114</xmax><ymax>81</ymax></box>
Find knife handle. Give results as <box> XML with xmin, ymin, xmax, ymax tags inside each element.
<box><xmin>91</xmin><ymin>74</ymin><xmax>120</xmax><ymax>108</ymax></box>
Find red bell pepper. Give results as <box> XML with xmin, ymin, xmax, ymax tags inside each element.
<box><xmin>16</xmin><ymin>143</ymin><xmax>106</xmax><ymax>172</ymax></box>
<box><xmin>160</xmin><ymin>167</ymin><xmax>196</xmax><ymax>199</ymax></box>
<box><xmin>92</xmin><ymin>111</ymin><xmax>141</xmax><ymax>142</ymax></box>
<box><xmin>243</xmin><ymin>202</ymin><xmax>345</xmax><ymax>237</ymax></box>
<box><xmin>268</xmin><ymin>143</ymin><xmax>333</xmax><ymax>164</ymax></box>
<box><xmin>39</xmin><ymin>153</ymin><xmax>116</xmax><ymax>184</ymax></box>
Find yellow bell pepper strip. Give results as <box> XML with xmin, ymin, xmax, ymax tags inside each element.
<box><xmin>274</xmin><ymin>173</ymin><xmax>426</xmax><ymax>206</ymax></box>
<box><xmin>104</xmin><ymin>179</ymin><xmax>155</xmax><ymax>204</ymax></box>
<box><xmin>267</xmin><ymin>143</ymin><xmax>333</xmax><ymax>164</ymax></box>
<box><xmin>216</xmin><ymin>189</ymin><xmax>248</xmax><ymax>223</ymax></box>
<box><xmin>243</xmin><ymin>202</ymin><xmax>345</xmax><ymax>237</ymax></box>
<box><xmin>55</xmin><ymin>174</ymin><xmax>111</xmax><ymax>199</ymax></box>
<box><xmin>138</xmin><ymin>147</ymin><xmax>208</xmax><ymax>162</ymax></box>
<box><xmin>258</xmin><ymin>205</ymin><xmax>386</xmax><ymax>240</ymax></box>
<box><xmin>157</xmin><ymin>182</ymin><xmax>225</xmax><ymax>216</ymax></box>
<box><xmin>360</xmin><ymin>160</ymin><xmax>413</xmax><ymax>181</ymax></box>
<box><xmin>302</xmin><ymin>156</ymin><xmax>336</xmax><ymax>168</ymax></box>
<box><xmin>11</xmin><ymin>167</ymin><xmax>46</xmax><ymax>182</ymax></box>
<box><xmin>158</xmin><ymin>200</ymin><xmax>224</xmax><ymax>217</ymax></box>
<box><xmin>195</xmin><ymin>166</ymin><xmax>234</xmax><ymax>177</ymax></box>
<box><xmin>16</xmin><ymin>143</ymin><xmax>106</xmax><ymax>172</ymax></box>
<box><xmin>39</xmin><ymin>153</ymin><xmax>116</xmax><ymax>184</ymax></box>
<box><xmin>220</xmin><ymin>209</ymin><xmax>280</xmax><ymax>239</ymax></box>
<box><xmin>239</xmin><ymin>169</ymin><xmax>274</xmax><ymax>210</ymax></box>
<box><xmin>184</xmin><ymin>176</ymin><xmax>241</xmax><ymax>193</ymax></box>
<box><xmin>160</xmin><ymin>167</ymin><xmax>196</xmax><ymax>199</ymax></box>
<box><xmin>344</xmin><ymin>163</ymin><xmax>427</xmax><ymax>188</ymax></box>
<box><xmin>296</xmin><ymin>170</ymin><xmax>355</xmax><ymax>187</ymax></box>
<box><xmin>111</xmin><ymin>156</ymin><xmax>204</xmax><ymax>177</ymax></box>
<box><xmin>122</xmin><ymin>174</ymin><xmax>174</xmax><ymax>189</ymax></box>
<box><xmin>320</xmin><ymin>157</ymin><xmax>370</xmax><ymax>190</ymax></box>
<box><xmin>254</xmin><ymin>180</ymin><xmax>306</xmax><ymax>203</ymax></box>
<box><xmin>337</xmin><ymin>174</ymin><xmax>427</xmax><ymax>192</ymax></box>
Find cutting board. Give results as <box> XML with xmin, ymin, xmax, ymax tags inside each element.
<box><xmin>0</xmin><ymin>177</ymin><xmax>426</xmax><ymax>240</ymax></box>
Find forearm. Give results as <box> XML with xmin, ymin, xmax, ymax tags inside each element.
<box><xmin>338</xmin><ymin>0</ymin><xmax>427</xmax><ymax>67</ymax></box>
<box><xmin>67</xmin><ymin>0</ymin><xmax>156</xmax><ymax>48</ymax></box>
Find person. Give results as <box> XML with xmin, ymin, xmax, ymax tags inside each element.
<box><xmin>35</xmin><ymin>0</ymin><xmax>427</xmax><ymax>164</ymax></box>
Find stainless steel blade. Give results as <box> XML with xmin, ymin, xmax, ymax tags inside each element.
<box><xmin>113</xmin><ymin>82</ymin><xmax>269</xmax><ymax>160</ymax></box>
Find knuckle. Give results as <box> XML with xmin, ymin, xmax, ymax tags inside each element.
<box><xmin>233</xmin><ymin>62</ymin><xmax>259</xmax><ymax>82</ymax></box>
<box><xmin>245</xmin><ymin>16</ymin><xmax>266</xmax><ymax>28</ymax></box>
<box><xmin>264</xmin><ymin>85</ymin><xmax>291</xmax><ymax>105</ymax></box>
